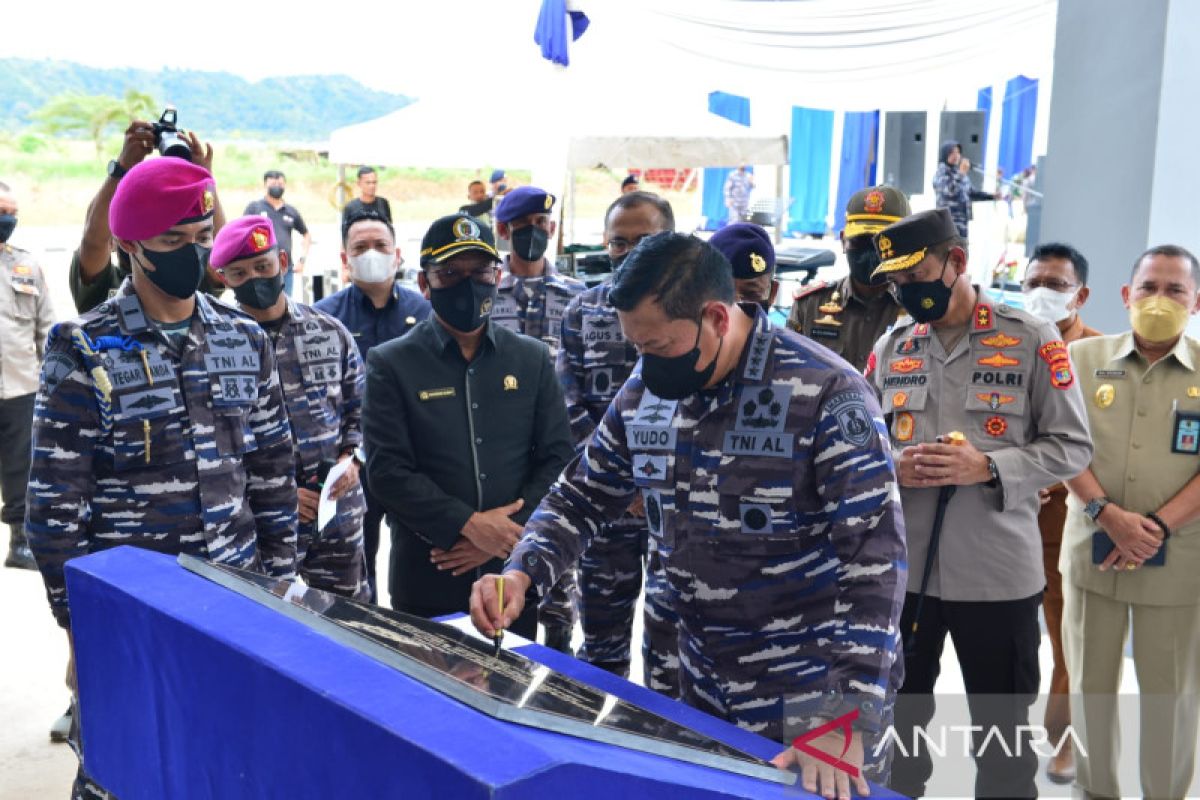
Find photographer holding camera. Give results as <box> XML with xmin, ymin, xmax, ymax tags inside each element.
<box><xmin>70</xmin><ymin>112</ymin><xmax>226</xmax><ymax>313</ymax></box>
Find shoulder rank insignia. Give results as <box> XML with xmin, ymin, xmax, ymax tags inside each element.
<box><xmin>912</xmin><ymin>323</ymin><xmax>930</xmax><ymax>337</ymax></box>
<box><xmin>794</xmin><ymin>280</ymin><xmax>828</xmax><ymax>301</ymax></box>
<box><xmin>974</xmin><ymin>303</ymin><xmax>993</xmax><ymax>331</ymax></box>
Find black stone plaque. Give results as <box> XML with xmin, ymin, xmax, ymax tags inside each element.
<box><xmin>179</xmin><ymin>555</ymin><xmax>792</xmax><ymax>786</ymax></box>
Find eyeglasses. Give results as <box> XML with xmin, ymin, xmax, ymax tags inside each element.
<box><xmin>1021</xmin><ymin>279</ymin><xmax>1078</xmax><ymax>292</ymax></box>
<box><xmin>606</xmin><ymin>234</ymin><xmax>653</xmax><ymax>257</ymax></box>
<box><xmin>429</xmin><ymin>264</ymin><xmax>498</xmax><ymax>286</ymax></box>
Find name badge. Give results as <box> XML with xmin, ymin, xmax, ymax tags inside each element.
<box><xmin>583</xmin><ymin>316</ymin><xmax>623</xmax><ymax>344</ymax></box>
<box><xmin>297</xmin><ymin>334</ymin><xmax>341</xmax><ymax>365</ymax></box>
<box><xmin>419</xmin><ymin>387</ymin><xmax>456</xmax><ymax>401</ymax></box>
<box><xmin>627</xmin><ymin>425</ymin><xmax>677</xmax><ymax>451</ymax></box>
<box><xmin>1173</xmin><ymin>411</ymin><xmax>1200</xmax><ymax>454</ymax></box>
<box><xmin>723</xmin><ymin>430</ymin><xmax>795</xmax><ymax>458</ymax></box>
<box><xmin>103</xmin><ymin>350</ymin><xmax>176</xmax><ymax>391</ymax></box>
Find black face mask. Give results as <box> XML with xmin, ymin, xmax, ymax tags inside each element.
<box><xmin>511</xmin><ymin>225</ymin><xmax>549</xmax><ymax>262</ymax></box>
<box><xmin>233</xmin><ymin>272</ymin><xmax>285</xmax><ymax>310</ymax></box>
<box><xmin>430</xmin><ymin>278</ymin><xmax>497</xmax><ymax>333</ymax></box>
<box><xmin>847</xmin><ymin>248</ymin><xmax>884</xmax><ymax>286</ymax></box>
<box><xmin>640</xmin><ymin>317</ymin><xmax>722</xmax><ymax>401</ymax></box>
<box><xmin>0</xmin><ymin>214</ymin><xmax>16</xmax><ymax>243</ymax></box>
<box><xmin>267</xmin><ymin>186</ymin><xmax>285</xmax><ymax>199</ymax></box>
<box><xmin>138</xmin><ymin>243</ymin><xmax>210</xmax><ymax>300</ymax></box>
<box><xmin>895</xmin><ymin>254</ymin><xmax>957</xmax><ymax>323</ymax></box>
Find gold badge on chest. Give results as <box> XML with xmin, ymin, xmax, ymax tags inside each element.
<box><xmin>1094</xmin><ymin>384</ymin><xmax>1114</xmax><ymax>409</ymax></box>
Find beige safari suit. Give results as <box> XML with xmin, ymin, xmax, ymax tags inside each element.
<box><xmin>0</xmin><ymin>244</ymin><xmax>54</xmax><ymax>398</ymax></box>
<box><xmin>869</xmin><ymin>295</ymin><xmax>1092</xmax><ymax>601</ymax></box>
<box><xmin>1063</xmin><ymin>332</ymin><xmax>1200</xmax><ymax>799</ymax></box>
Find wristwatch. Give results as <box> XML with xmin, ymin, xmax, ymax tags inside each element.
<box><xmin>985</xmin><ymin>456</ymin><xmax>1000</xmax><ymax>487</ymax></box>
<box><xmin>107</xmin><ymin>160</ymin><xmax>128</xmax><ymax>181</ymax></box>
<box><xmin>1084</xmin><ymin>496</ymin><xmax>1112</xmax><ymax>522</ymax></box>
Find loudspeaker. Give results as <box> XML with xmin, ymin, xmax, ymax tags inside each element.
<box><xmin>882</xmin><ymin>112</ymin><xmax>927</xmax><ymax>197</ymax></box>
<box><xmin>939</xmin><ymin>111</ymin><xmax>987</xmax><ymax>190</ymax></box>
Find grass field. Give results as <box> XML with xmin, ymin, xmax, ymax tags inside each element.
<box><xmin>0</xmin><ymin>132</ymin><xmax>703</xmax><ymax>237</ymax></box>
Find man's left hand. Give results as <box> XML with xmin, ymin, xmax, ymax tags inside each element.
<box><xmin>431</xmin><ymin>539</ymin><xmax>493</xmax><ymax>576</ymax></box>
<box><xmin>185</xmin><ymin>130</ymin><xmax>215</xmax><ymax>173</ymax></box>
<box><xmin>908</xmin><ymin>440</ymin><xmax>991</xmax><ymax>487</ymax></box>
<box><xmin>772</xmin><ymin>730</ymin><xmax>870</xmax><ymax>799</ymax></box>
<box><xmin>329</xmin><ymin>456</ymin><xmax>360</xmax><ymax>501</ymax></box>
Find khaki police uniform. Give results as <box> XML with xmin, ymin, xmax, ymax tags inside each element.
<box><xmin>871</xmin><ymin>297</ymin><xmax>1092</xmax><ymax>601</ymax></box>
<box><xmin>788</xmin><ymin>275</ymin><xmax>904</xmax><ymax>372</ymax></box>
<box><xmin>1063</xmin><ymin>332</ymin><xmax>1200</xmax><ymax>799</ymax></box>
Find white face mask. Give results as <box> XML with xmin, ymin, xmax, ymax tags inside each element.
<box><xmin>349</xmin><ymin>250</ymin><xmax>395</xmax><ymax>283</ymax></box>
<box><xmin>1023</xmin><ymin>286</ymin><xmax>1075</xmax><ymax>323</ymax></box>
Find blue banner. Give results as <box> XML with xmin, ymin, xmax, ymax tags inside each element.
<box><xmin>700</xmin><ymin>91</ymin><xmax>752</xmax><ymax>231</ymax></box>
<box><xmin>833</xmin><ymin>111</ymin><xmax>880</xmax><ymax>232</ymax></box>
<box><xmin>788</xmin><ymin>107</ymin><xmax>835</xmax><ymax>236</ymax></box>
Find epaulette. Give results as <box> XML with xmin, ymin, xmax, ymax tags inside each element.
<box><xmin>793</xmin><ymin>280</ymin><xmax>829</xmax><ymax>301</ymax></box>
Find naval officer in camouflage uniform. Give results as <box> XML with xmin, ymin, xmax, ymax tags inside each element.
<box><xmin>713</xmin><ymin>221</ymin><xmax>781</xmax><ymax>311</ymax></box>
<box><xmin>866</xmin><ymin>209</ymin><xmax>1091</xmax><ymax>799</ymax></box>
<box><xmin>26</xmin><ymin>158</ymin><xmax>298</xmax><ymax>800</ymax></box>
<box><xmin>788</xmin><ymin>186</ymin><xmax>908</xmax><ymax>371</ymax></box>
<box><xmin>211</xmin><ymin>216</ymin><xmax>368</xmax><ymax>599</ymax></box>
<box><xmin>493</xmin><ymin>185</ymin><xmax>586</xmax><ymax>652</ymax></box>
<box><xmin>557</xmin><ymin>191</ymin><xmax>679</xmax><ymax>692</ymax></box>
<box><xmin>473</xmin><ymin>232</ymin><xmax>907</xmax><ymax>797</ymax></box>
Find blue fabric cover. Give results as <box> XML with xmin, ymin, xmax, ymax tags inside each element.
<box><xmin>66</xmin><ymin>547</ymin><xmax>904</xmax><ymax>798</ymax></box>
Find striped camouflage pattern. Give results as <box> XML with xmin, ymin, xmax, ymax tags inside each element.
<box><xmin>272</xmin><ymin>298</ymin><xmax>368</xmax><ymax>600</ymax></box>
<box><xmin>556</xmin><ymin>282</ymin><xmax>680</xmax><ymax>692</ymax></box>
<box><xmin>26</xmin><ymin>280</ymin><xmax>298</xmax><ymax>629</ymax></box>
<box><xmin>512</xmin><ymin>305</ymin><xmax>907</xmax><ymax>777</ymax></box>
<box><xmin>493</xmin><ymin>260</ymin><xmax>587</xmax><ymax>638</ymax></box>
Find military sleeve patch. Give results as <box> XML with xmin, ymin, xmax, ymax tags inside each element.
<box><xmin>827</xmin><ymin>390</ymin><xmax>874</xmax><ymax>447</ymax></box>
<box><xmin>41</xmin><ymin>351</ymin><xmax>79</xmax><ymax>396</ymax></box>
<box><xmin>1038</xmin><ymin>340</ymin><xmax>1074</xmax><ymax>390</ymax></box>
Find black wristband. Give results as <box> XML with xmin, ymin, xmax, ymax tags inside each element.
<box><xmin>1147</xmin><ymin>512</ymin><xmax>1172</xmax><ymax>540</ymax></box>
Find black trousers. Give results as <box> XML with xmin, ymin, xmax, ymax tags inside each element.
<box><xmin>0</xmin><ymin>393</ymin><xmax>34</xmax><ymax>527</ymax></box>
<box><xmin>362</xmin><ymin>486</ymin><xmax>386</xmax><ymax>604</ymax></box>
<box><xmin>891</xmin><ymin>591</ymin><xmax>1042</xmax><ymax>799</ymax></box>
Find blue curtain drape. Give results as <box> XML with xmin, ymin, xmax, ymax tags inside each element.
<box><xmin>788</xmin><ymin>107</ymin><xmax>834</xmax><ymax>236</ymax></box>
<box><xmin>833</xmin><ymin>111</ymin><xmax>880</xmax><ymax>232</ymax></box>
<box><xmin>977</xmin><ymin>86</ymin><xmax>993</xmax><ymax>165</ymax></box>
<box><xmin>997</xmin><ymin>76</ymin><xmax>1038</xmax><ymax>179</ymax></box>
<box><xmin>700</xmin><ymin>91</ymin><xmax>751</xmax><ymax>231</ymax></box>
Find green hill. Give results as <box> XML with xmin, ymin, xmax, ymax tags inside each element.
<box><xmin>0</xmin><ymin>58</ymin><xmax>411</xmax><ymax>140</ymax></box>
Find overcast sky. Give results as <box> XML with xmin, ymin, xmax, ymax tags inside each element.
<box><xmin>5</xmin><ymin>0</ymin><xmax>606</xmax><ymax>96</ymax></box>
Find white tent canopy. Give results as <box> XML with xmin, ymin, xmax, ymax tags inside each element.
<box><xmin>327</xmin><ymin>94</ymin><xmax>788</xmax><ymax>170</ymax></box>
